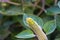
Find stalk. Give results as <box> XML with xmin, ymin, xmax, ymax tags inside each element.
<box><xmin>26</xmin><ymin>18</ymin><xmax>48</xmax><ymax>40</ymax></box>
<box><xmin>7</xmin><ymin>1</ymin><xmax>20</xmax><ymax>5</ymax></box>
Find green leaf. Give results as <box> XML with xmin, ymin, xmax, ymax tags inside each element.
<box><xmin>42</xmin><ymin>15</ymin><xmax>54</xmax><ymax>23</ymax></box>
<box><xmin>1</xmin><ymin>6</ymin><xmax>24</xmax><ymax>16</ymax></box>
<box><xmin>58</xmin><ymin>1</ymin><xmax>60</xmax><ymax>8</ymax></box>
<box><xmin>15</xmin><ymin>29</ymin><xmax>35</xmax><ymax>38</ymax></box>
<box><xmin>43</xmin><ymin>20</ymin><xmax>56</xmax><ymax>35</ymax></box>
<box><xmin>46</xmin><ymin>6</ymin><xmax>60</xmax><ymax>15</ymax></box>
<box><xmin>23</xmin><ymin>14</ymin><xmax>43</xmax><ymax>29</ymax></box>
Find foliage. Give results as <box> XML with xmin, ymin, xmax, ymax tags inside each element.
<box><xmin>0</xmin><ymin>0</ymin><xmax>60</xmax><ymax>40</ymax></box>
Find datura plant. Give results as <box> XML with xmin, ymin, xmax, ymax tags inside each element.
<box><xmin>26</xmin><ymin>18</ymin><xmax>48</xmax><ymax>40</ymax></box>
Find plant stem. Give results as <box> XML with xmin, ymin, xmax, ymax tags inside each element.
<box><xmin>54</xmin><ymin>0</ymin><xmax>58</xmax><ymax>6</ymax></box>
<box><xmin>37</xmin><ymin>0</ymin><xmax>45</xmax><ymax>16</ymax></box>
<box><xmin>33</xmin><ymin>0</ymin><xmax>40</xmax><ymax>9</ymax></box>
<box><xmin>7</xmin><ymin>1</ymin><xmax>20</xmax><ymax>5</ymax></box>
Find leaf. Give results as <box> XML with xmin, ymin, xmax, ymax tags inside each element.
<box><xmin>58</xmin><ymin>1</ymin><xmax>60</xmax><ymax>8</ymax></box>
<box><xmin>46</xmin><ymin>6</ymin><xmax>60</xmax><ymax>15</ymax></box>
<box><xmin>1</xmin><ymin>6</ymin><xmax>24</xmax><ymax>16</ymax></box>
<box><xmin>15</xmin><ymin>29</ymin><xmax>35</xmax><ymax>38</ymax></box>
<box><xmin>43</xmin><ymin>20</ymin><xmax>56</xmax><ymax>35</ymax></box>
<box><xmin>42</xmin><ymin>15</ymin><xmax>54</xmax><ymax>23</ymax></box>
<box><xmin>23</xmin><ymin>14</ymin><xmax>43</xmax><ymax>29</ymax></box>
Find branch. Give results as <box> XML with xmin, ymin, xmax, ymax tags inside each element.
<box><xmin>37</xmin><ymin>0</ymin><xmax>45</xmax><ymax>16</ymax></box>
<box><xmin>21</xmin><ymin>0</ymin><xmax>24</xmax><ymax>12</ymax></box>
<box><xmin>54</xmin><ymin>0</ymin><xmax>58</xmax><ymax>6</ymax></box>
<box><xmin>33</xmin><ymin>0</ymin><xmax>40</xmax><ymax>9</ymax></box>
<box><xmin>8</xmin><ymin>1</ymin><xmax>20</xmax><ymax>5</ymax></box>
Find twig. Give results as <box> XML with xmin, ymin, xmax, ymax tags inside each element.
<box><xmin>33</xmin><ymin>0</ymin><xmax>40</xmax><ymax>9</ymax></box>
<box><xmin>7</xmin><ymin>1</ymin><xmax>20</xmax><ymax>5</ymax></box>
<box><xmin>26</xmin><ymin>3</ymin><xmax>46</xmax><ymax>13</ymax></box>
<box><xmin>30</xmin><ymin>3</ymin><xmax>45</xmax><ymax>11</ymax></box>
<box><xmin>54</xmin><ymin>0</ymin><xmax>58</xmax><ymax>6</ymax></box>
<box><xmin>21</xmin><ymin>0</ymin><xmax>24</xmax><ymax>12</ymax></box>
<box><xmin>37</xmin><ymin>0</ymin><xmax>45</xmax><ymax>16</ymax></box>
<box><xmin>21</xmin><ymin>0</ymin><xmax>24</xmax><ymax>6</ymax></box>
<box><xmin>45</xmin><ymin>2</ymin><xmax>51</xmax><ymax>7</ymax></box>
